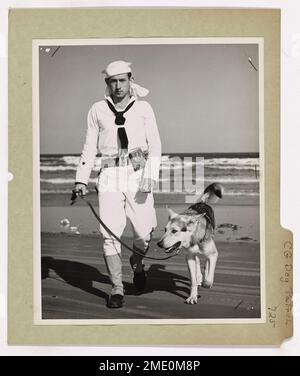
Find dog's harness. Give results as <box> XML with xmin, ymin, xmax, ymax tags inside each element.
<box><xmin>183</xmin><ymin>202</ymin><xmax>216</xmax><ymax>243</ymax></box>
<box><xmin>70</xmin><ymin>189</ymin><xmax>181</xmax><ymax>261</ymax></box>
<box><xmin>186</xmin><ymin>202</ymin><xmax>216</xmax><ymax>230</ymax></box>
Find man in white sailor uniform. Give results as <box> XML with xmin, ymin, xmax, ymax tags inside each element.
<box><xmin>73</xmin><ymin>61</ymin><xmax>162</xmax><ymax>308</ymax></box>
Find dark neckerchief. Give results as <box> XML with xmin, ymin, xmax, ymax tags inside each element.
<box><xmin>106</xmin><ymin>99</ymin><xmax>135</xmax><ymax>151</ymax></box>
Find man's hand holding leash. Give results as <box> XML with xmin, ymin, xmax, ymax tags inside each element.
<box><xmin>71</xmin><ymin>183</ymin><xmax>88</xmax><ymax>205</ymax></box>
<box><xmin>69</xmin><ymin>181</ymin><xmax>181</xmax><ymax>262</ymax></box>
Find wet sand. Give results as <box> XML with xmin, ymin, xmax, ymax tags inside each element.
<box><xmin>41</xmin><ymin>192</ymin><xmax>259</xmax><ymax>207</ymax></box>
<box><xmin>41</xmin><ymin>193</ymin><xmax>260</xmax><ymax>242</ymax></box>
<box><xmin>41</xmin><ymin>232</ymin><xmax>260</xmax><ymax>320</ymax></box>
<box><xmin>40</xmin><ymin>192</ymin><xmax>261</xmax><ymax>320</ymax></box>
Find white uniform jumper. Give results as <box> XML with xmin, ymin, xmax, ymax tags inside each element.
<box><xmin>76</xmin><ymin>95</ymin><xmax>162</xmax><ymax>296</ymax></box>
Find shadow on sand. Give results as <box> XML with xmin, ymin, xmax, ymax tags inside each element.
<box><xmin>144</xmin><ymin>264</ymin><xmax>190</xmax><ymax>300</ymax></box>
<box><xmin>42</xmin><ymin>257</ymin><xmax>191</xmax><ymax>303</ymax></box>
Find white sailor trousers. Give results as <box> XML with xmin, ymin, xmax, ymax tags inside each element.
<box><xmin>97</xmin><ymin>164</ymin><xmax>157</xmax><ymax>257</ymax></box>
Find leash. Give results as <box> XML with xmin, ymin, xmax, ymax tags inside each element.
<box><xmin>71</xmin><ymin>190</ymin><xmax>181</xmax><ymax>261</ymax></box>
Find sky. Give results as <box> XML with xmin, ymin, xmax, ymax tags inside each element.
<box><xmin>39</xmin><ymin>42</ymin><xmax>259</xmax><ymax>154</ymax></box>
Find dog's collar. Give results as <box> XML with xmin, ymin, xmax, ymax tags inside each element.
<box><xmin>185</xmin><ymin>202</ymin><xmax>216</xmax><ymax>230</ymax></box>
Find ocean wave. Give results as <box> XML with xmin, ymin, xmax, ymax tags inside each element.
<box><xmin>160</xmin><ymin>164</ymin><xmax>259</xmax><ymax>172</ymax></box>
<box><xmin>40</xmin><ymin>189</ymin><xmax>259</xmax><ymax>196</ymax></box>
<box><xmin>41</xmin><ymin>176</ymin><xmax>259</xmax><ymax>185</ymax></box>
<box><xmin>205</xmin><ymin>158</ymin><xmax>259</xmax><ymax>165</ymax></box>
<box><xmin>224</xmin><ymin>191</ymin><xmax>259</xmax><ymax>196</ymax></box>
<box><xmin>40</xmin><ymin>178</ymin><xmax>97</xmax><ymax>184</ymax></box>
<box><xmin>159</xmin><ymin>177</ymin><xmax>259</xmax><ymax>184</ymax></box>
<box><xmin>40</xmin><ymin>156</ymin><xmax>259</xmax><ymax>171</ymax></box>
<box><xmin>158</xmin><ymin>158</ymin><xmax>259</xmax><ymax>171</ymax></box>
<box><xmin>160</xmin><ymin>157</ymin><xmax>259</xmax><ymax>165</ymax></box>
<box><xmin>62</xmin><ymin>156</ymin><xmax>80</xmax><ymax>165</ymax></box>
<box><xmin>40</xmin><ymin>156</ymin><xmax>62</xmax><ymax>160</ymax></box>
<box><xmin>205</xmin><ymin>165</ymin><xmax>259</xmax><ymax>171</ymax></box>
<box><xmin>40</xmin><ymin>166</ymin><xmax>77</xmax><ymax>171</ymax></box>
<box><xmin>40</xmin><ymin>163</ymin><xmax>258</xmax><ymax>173</ymax></box>
<box><xmin>158</xmin><ymin>189</ymin><xmax>259</xmax><ymax>196</ymax></box>
<box><xmin>205</xmin><ymin>177</ymin><xmax>259</xmax><ymax>183</ymax></box>
<box><xmin>41</xmin><ymin>190</ymin><xmax>74</xmax><ymax>194</ymax></box>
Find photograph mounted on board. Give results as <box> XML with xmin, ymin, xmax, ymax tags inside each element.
<box><xmin>34</xmin><ymin>38</ymin><xmax>263</xmax><ymax>324</ymax></box>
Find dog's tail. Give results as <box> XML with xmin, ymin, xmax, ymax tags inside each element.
<box><xmin>198</xmin><ymin>183</ymin><xmax>223</xmax><ymax>204</ymax></box>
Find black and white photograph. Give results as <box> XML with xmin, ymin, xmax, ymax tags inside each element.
<box><xmin>34</xmin><ymin>38</ymin><xmax>263</xmax><ymax>323</ymax></box>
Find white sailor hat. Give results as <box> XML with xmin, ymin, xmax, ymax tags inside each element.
<box><xmin>102</xmin><ymin>60</ymin><xmax>132</xmax><ymax>78</ymax></box>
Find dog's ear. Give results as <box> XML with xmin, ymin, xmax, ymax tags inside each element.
<box><xmin>187</xmin><ymin>213</ymin><xmax>205</xmax><ymax>226</ymax></box>
<box><xmin>196</xmin><ymin>213</ymin><xmax>206</xmax><ymax>220</ymax></box>
<box><xmin>166</xmin><ymin>206</ymin><xmax>178</xmax><ymax>219</ymax></box>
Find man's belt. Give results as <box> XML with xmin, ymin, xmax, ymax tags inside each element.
<box><xmin>100</xmin><ymin>149</ymin><xmax>148</xmax><ymax>171</ymax></box>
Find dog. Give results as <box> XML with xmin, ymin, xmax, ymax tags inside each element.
<box><xmin>157</xmin><ymin>183</ymin><xmax>223</xmax><ymax>304</ymax></box>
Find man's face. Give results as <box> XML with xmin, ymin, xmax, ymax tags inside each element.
<box><xmin>107</xmin><ymin>73</ymin><xmax>131</xmax><ymax>99</ymax></box>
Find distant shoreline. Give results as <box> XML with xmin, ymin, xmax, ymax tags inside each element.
<box><xmin>41</xmin><ymin>152</ymin><xmax>260</xmax><ymax>158</ymax></box>
<box><xmin>41</xmin><ymin>201</ymin><xmax>260</xmax><ymax>242</ymax></box>
<box><xmin>41</xmin><ymin>192</ymin><xmax>259</xmax><ymax>207</ymax></box>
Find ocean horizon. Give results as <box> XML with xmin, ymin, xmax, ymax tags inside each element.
<box><xmin>41</xmin><ymin>152</ymin><xmax>259</xmax><ymax>158</ymax></box>
<box><xmin>40</xmin><ymin>153</ymin><xmax>260</xmax><ymax>198</ymax></box>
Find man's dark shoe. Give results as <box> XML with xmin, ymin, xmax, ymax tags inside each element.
<box><xmin>133</xmin><ymin>267</ymin><xmax>147</xmax><ymax>294</ymax></box>
<box><xmin>107</xmin><ymin>294</ymin><xmax>124</xmax><ymax>308</ymax></box>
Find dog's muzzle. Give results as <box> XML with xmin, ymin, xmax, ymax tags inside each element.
<box><xmin>157</xmin><ymin>240</ymin><xmax>182</xmax><ymax>254</ymax></box>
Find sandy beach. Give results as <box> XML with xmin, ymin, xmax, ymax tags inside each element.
<box><xmin>40</xmin><ymin>192</ymin><xmax>261</xmax><ymax>320</ymax></box>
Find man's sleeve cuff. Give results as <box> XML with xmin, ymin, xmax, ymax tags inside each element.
<box><xmin>75</xmin><ymin>181</ymin><xmax>87</xmax><ymax>186</ymax></box>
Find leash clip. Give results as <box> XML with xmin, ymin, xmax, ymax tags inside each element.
<box><xmin>70</xmin><ymin>190</ymin><xmax>84</xmax><ymax>206</ymax></box>
<box><xmin>70</xmin><ymin>191</ymin><xmax>78</xmax><ymax>205</ymax></box>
